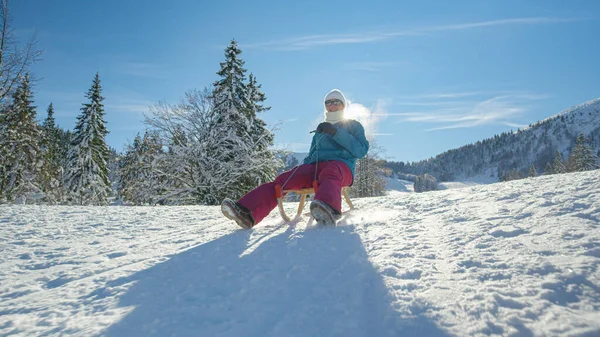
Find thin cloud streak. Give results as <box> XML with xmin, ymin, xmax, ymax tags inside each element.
<box><xmin>395</xmin><ymin>91</ymin><xmax>551</xmax><ymax>101</ymax></box>
<box><xmin>380</xmin><ymin>94</ymin><xmax>546</xmax><ymax>130</ymax></box>
<box><xmin>396</xmin><ymin>92</ymin><xmax>485</xmax><ymax>100</ymax></box>
<box><xmin>501</xmin><ymin>121</ymin><xmax>528</xmax><ymax>129</ymax></box>
<box><xmin>246</xmin><ymin>17</ymin><xmax>579</xmax><ymax>50</ymax></box>
<box><xmin>422</xmin><ymin>17</ymin><xmax>578</xmax><ymax>32</ymax></box>
<box><xmin>394</xmin><ymin>101</ymin><xmax>477</xmax><ymax>107</ymax></box>
<box><xmin>245</xmin><ymin>31</ymin><xmax>420</xmax><ymax>51</ymax></box>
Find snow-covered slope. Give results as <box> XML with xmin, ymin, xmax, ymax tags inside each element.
<box><xmin>385</xmin><ymin>177</ymin><xmax>414</xmax><ymax>192</ymax></box>
<box><xmin>1</xmin><ymin>171</ymin><xmax>599</xmax><ymax>336</ymax></box>
<box><xmin>536</xmin><ymin>98</ymin><xmax>600</xmax><ymax>135</ymax></box>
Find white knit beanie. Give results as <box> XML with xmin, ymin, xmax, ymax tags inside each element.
<box><xmin>323</xmin><ymin>89</ymin><xmax>346</xmax><ymax>124</ymax></box>
<box><xmin>324</xmin><ymin>89</ymin><xmax>346</xmax><ymax>108</ymax></box>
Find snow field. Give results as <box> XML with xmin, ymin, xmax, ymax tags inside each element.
<box><xmin>1</xmin><ymin>170</ymin><xmax>599</xmax><ymax>336</ymax></box>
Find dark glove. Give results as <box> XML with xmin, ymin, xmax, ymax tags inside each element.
<box><xmin>316</xmin><ymin>122</ymin><xmax>337</xmax><ymax>136</ymax></box>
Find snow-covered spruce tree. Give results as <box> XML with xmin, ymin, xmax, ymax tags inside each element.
<box><xmin>58</xmin><ymin>128</ymin><xmax>73</xmax><ymax>174</ymax></box>
<box><xmin>551</xmin><ymin>150</ymin><xmax>566</xmax><ymax>175</ymax></box>
<box><xmin>138</xmin><ymin>132</ymin><xmax>164</xmax><ymax>203</ymax></box>
<box><xmin>107</xmin><ymin>147</ymin><xmax>121</xmax><ymax>199</ymax></box>
<box><xmin>63</xmin><ymin>73</ymin><xmax>112</xmax><ymax>205</ymax></box>
<box><xmin>205</xmin><ymin>39</ymin><xmax>281</xmax><ymax>204</ymax></box>
<box><xmin>118</xmin><ymin>133</ymin><xmax>142</xmax><ymax>203</ymax></box>
<box><xmin>567</xmin><ymin>133</ymin><xmax>598</xmax><ymax>172</ymax></box>
<box><xmin>39</xmin><ymin>103</ymin><xmax>64</xmax><ymax>203</ymax></box>
<box><xmin>118</xmin><ymin>131</ymin><xmax>164</xmax><ymax>205</ymax></box>
<box><xmin>0</xmin><ymin>73</ymin><xmax>43</xmax><ymax>203</ymax></box>
<box><xmin>544</xmin><ymin>162</ymin><xmax>554</xmax><ymax>175</ymax></box>
<box><xmin>528</xmin><ymin>164</ymin><xmax>538</xmax><ymax>178</ymax></box>
<box><xmin>244</xmin><ymin>72</ymin><xmax>279</xmax><ymax>185</ymax></box>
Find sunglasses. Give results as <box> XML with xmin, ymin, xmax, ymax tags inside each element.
<box><xmin>325</xmin><ymin>99</ymin><xmax>343</xmax><ymax>106</ymax></box>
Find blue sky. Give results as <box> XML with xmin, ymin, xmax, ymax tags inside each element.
<box><xmin>14</xmin><ymin>0</ymin><xmax>600</xmax><ymax>162</ymax></box>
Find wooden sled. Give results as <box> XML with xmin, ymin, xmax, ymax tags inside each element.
<box><xmin>275</xmin><ymin>183</ymin><xmax>354</xmax><ymax>222</ymax></box>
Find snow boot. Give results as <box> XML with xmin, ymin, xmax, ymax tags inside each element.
<box><xmin>221</xmin><ymin>198</ymin><xmax>255</xmax><ymax>229</ymax></box>
<box><xmin>310</xmin><ymin>200</ymin><xmax>342</xmax><ymax>226</ymax></box>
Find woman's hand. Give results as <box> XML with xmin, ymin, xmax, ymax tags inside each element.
<box><xmin>316</xmin><ymin>122</ymin><xmax>337</xmax><ymax>136</ymax></box>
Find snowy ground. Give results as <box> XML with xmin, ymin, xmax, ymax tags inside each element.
<box><xmin>1</xmin><ymin>171</ymin><xmax>599</xmax><ymax>336</ymax></box>
<box><xmin>385</xmin><ymin>177</ymin><xmax>414</xmax><ymax>192</ymax></box>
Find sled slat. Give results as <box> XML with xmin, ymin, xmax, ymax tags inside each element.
<box><xmin>275</xmin><ymin>186</ymin><xmax>353</xmax><ymax>223</ymax></box>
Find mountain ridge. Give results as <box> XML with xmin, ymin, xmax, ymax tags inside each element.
<box><xmin>395</xmin><ymin>97</ymin><xmax>600</xmax><ymax>180</ymax></box>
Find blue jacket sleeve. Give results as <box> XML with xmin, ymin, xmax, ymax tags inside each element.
<box><xmin>332</xmin><ymin>121</ymin><xmax>369</xmax><ymax>159</ymax></box>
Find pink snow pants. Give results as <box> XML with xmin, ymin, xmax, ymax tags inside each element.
<box><xmin>238</xmin><ymin>161</ymin><xmax>353</xmax><ymax>224</ymax></box>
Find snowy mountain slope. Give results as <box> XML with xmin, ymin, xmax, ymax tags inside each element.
<box><xmin>403</xmin><ymin>98</ymin><xmax>600</xmax><ymax>179</ymax></box>
<box><xmin>385</xmin><ymin>177</ymin><xmax>413</xmax><ymax>192</ymax></box>
<box><xmin>1</xmin><ymin>170</ymin><xmax>599</xmax><ymax>336</ymax></box>
<box><xmin>536</xmin><ymin>98</ymin><xmax>600</xmax><ymax>135</ymax></box>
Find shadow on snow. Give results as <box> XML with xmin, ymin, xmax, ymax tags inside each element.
<box><xmin>99</xmin><ymin>225</ymin><xmax>450</xmax><ymax>337</ymax></box>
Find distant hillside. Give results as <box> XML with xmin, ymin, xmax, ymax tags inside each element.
<box><xmin>394</xmin><ymin>98</ymin><xmax>600</xmax><ymax>180</ymax></box>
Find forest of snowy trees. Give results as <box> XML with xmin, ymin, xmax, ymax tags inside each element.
<box><xmin>0</xmin><ymin>66</ymin><xmax>113</xmax><ymax>204</ymax></box>
<box><xmin>0</xmin><ymin>34</ymin><xmax>286</xmax><ymax>205</ymax></box>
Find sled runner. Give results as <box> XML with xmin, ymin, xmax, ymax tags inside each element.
<box><xmin>275</xmin><ymin>183</ymin><xmax>353</xmax><ymax>222</ymax></box>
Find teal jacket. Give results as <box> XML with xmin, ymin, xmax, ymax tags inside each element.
<box><xmin>303</xmin><ymin>119</ymin><xmax>370</xmax><ymax>178</ymax></box>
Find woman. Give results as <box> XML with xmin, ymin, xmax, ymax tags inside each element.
<box><xmin>221</xmin><ymin>89</ymin><xmax>369</xmax><ymax>228</ymax></box>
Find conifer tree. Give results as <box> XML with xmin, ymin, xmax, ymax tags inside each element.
<box><xmin>551</xmin><ymin>150</ymin><xmax>566</xmax><ymax>174</ymax></box>
<box><xmin>118</xmin><ymin>133</ymin><xmax>142</xmax><ymax>203</ymax></box>
<box><xmin>64</xmin><ymin>73</ymin><xmax>112</xmax><ymax>205</ymax></box>
<box><xmin>567</xmin><ymin>133</ymin><xmax>598</xmax><ymax>172</ymax></box>
<box><xmin>107</xmin><ymin>146</ymin><xmax>121</xmax><ymax>199</ymax></box>
<box><xmin>39</xmin><ymin>103</ymin><xmax>63</xmax><ymax>203</ymax></box>
<box><xmin>528</xmin><ymin>164</ymin><xmax>537</xmax><ymax>178</ymax></box>
<box><xmin>118</xmin><ymin>133</ymin><xmax>142</xmax><ymax>204</ymax></box>
<box><xmin>118</xmin><ymin>131</ymin><xmax>163</xmax><ymax>205</ymax></box>
<box><xmin>544</xmin><ymin>162</ymin><xmax>554</xmax><ymax>175</ymax></box>
<box><xmin>205</xmin><ymin>39</ymin><xmax>280</xmax><ymax>203</ymax></box>
<box><xmin>242</xmin><ymin>72</ymin><xmax>279</xmax><ymax>187</ymax></box>
<box><xmin>211</xmin><ymin>39</ymin><xmax>250</xmax><ymax>135</ymax></box>
<box><xmin>0</xmin><ymin>73</ymin><xmax>42</xmax><ymax>203</ymax></box>
<box><xmin>58</xmin><ymin>129</ymin><xmax>73</xmax><ymax>171</ymax></box>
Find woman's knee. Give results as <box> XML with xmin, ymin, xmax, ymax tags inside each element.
<box><xmin>273</xmin><ymin>173</ymin><xmax>288</xmax><ymax>185</ymax></box>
